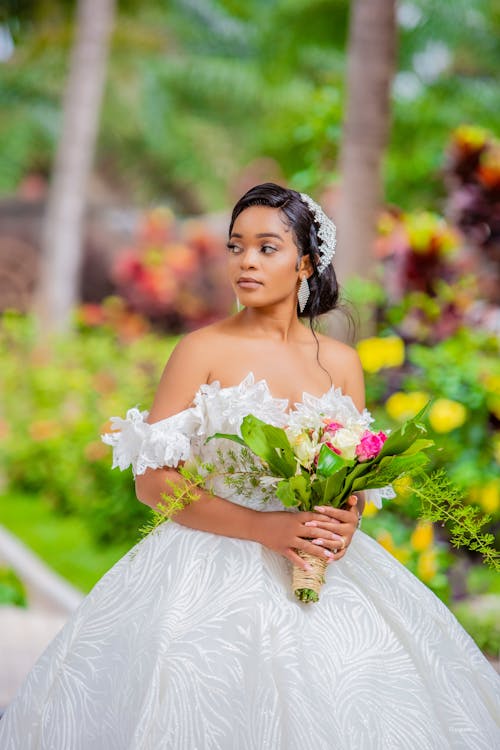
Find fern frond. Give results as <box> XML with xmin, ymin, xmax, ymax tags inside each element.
<box><xmin>412</xmin><ymin>469</ymin><xmax>500</xmax><ymax>571</ymax></box>
<box><xmin>138</xmin><ymin>459</ymin><xmax>216</xmax><ymax>540</ymax></box>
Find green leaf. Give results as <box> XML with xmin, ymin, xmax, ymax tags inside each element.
<box><xmin>205</xmin><ymin>431</ymin><xmax>247</xmax><ymax>447</ymax></box>
<box><xmin>289</xmin><ymin>473</ymin><xmax>312</xmax><ymax>505</ymax></box>
<box><xmin>377</xmin><ymin>411</ymin><xmax>430</xmax><ymax>459</ymax></box>
<box><xmin>313</xmin><ymin>467</ymin><xmax>349</xmax><ymax>506</ymax></box>
<box><xmin>341</xmin><ymin>459</ymin><xmax>378</xmax><ymax>497</ymax></box>
<box><xmin>358</xmin><ymin>452</ymin><xmax>430</xmax><ymax>488</ymax></box>
<box><xmin>275</xmin><ymin>474</ymin><xmax>312</xmax><ymax>509</ymax></box>
<box><xmin>399</xmin><ymin>438</ymin><xmax>435</xmax><ymax>457</ymax></box>
<box><xmin>316</xmin><ymin>443</ymin><xmax>349</xmax><ymax>477</ymax></box>
<box><xmin>240</xmin><ymin>415</ymin><xmax>296</xmax><ymax>477</ymax></box>
<box><xmin>276</xmin><ymin>479</ymin><xmax>300</xmax><ymax>507</ymax></box>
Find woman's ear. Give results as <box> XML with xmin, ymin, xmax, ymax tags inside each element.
<box><xmin>298</xmin><ymin>253</ymin><xmax>315</xmax><ymax>278</ymax></box>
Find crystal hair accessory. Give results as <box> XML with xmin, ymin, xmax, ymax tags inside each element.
<box><xmin>299</xmin><ymin>192</ymin><xmax>337</xmax><ymax>275</ymax></box>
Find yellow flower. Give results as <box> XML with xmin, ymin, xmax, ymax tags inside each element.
<box><xmin>405</xmin><ymin>212</ymin><xmax>459</xmax><ymax>257</ymax></box>
<box><xmin>376</xmin><ymin>530</ymin><xmax>395</xmax><ymax>552</ymax></box>
<box><xmin>417</xmin><ymin>549</ymin><xmax>438</xmax><ymax>583</ymax></box>
<box><xmin>453</xmin><ymin>124</ymin><xmax>490</xmax><ymax>151</ymax></box>
<box><xmin>483</xmin><ymin>374</ymin><xmax>500</xmax><ymax>395</ymax></box>
<box><xmin>478</xmin><ymin>481</ymin><xmax>500</xmax><ymax>514</ymax></box>
<box><xmin>428</xmin><ymin>398</ymin><xmax>467</xmax><ymax>433</ymax></box>
<box><xmin>392</xmin><ymin>547</ymin><xmax>410</xmax><ymax>565</ymax></box>
<box><xmin>468</xmin><ymin>485</ymin><xmax>481</xmax><ymax>504</ymax></box>
<box><xmin>385</xmin><ymin>391</ymin><xmax>430</xmax><ymax>422</ymax></box>
<box><xmin>393</xmin><ymin>475</ymin><xmax>413</xmax><ymax>498</ymax></box>
<box><xmin>375</xmin><ymin>530</ymin><xmax>410</xmax><ymax>564</ymax></box>
<box><xmin>362</xmin><ymin>502</ymin><xmax>379</xmax><ymax>518</ymax></box>
<box><xmin>410</xmin><ymin>521</ymin><xmax>434</xmax><ymax>552</ymax></box>
<box><xmin>356</xmin><ymin>336</ymin><xmax>405</xmax><ymax>373</ymax></box>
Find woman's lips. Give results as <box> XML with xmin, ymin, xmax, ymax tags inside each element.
<box><xmin>237</xmin><ymin>280</ymin><xmax>262</xmax><ymax>288</ymax></box>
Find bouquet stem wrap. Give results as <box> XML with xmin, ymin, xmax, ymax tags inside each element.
<box><xmin>292</xmin><ymin>550</ymin><xmax>328</xmax><ymax>602</ymax></box>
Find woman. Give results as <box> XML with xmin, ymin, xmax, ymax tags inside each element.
<box><xmin>1</xmin><ymin>183</ymin><xmax>499</xmax><ymax>749</ymax></box>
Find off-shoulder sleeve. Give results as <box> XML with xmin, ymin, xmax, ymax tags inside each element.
<box><xmin>101</xmin><ymin>406</ymin><xmax>203</xmax><ymax>477</ymax></box>
<box><xmin>364</xmin><ymin>485</ymin><xmax>396</xmax><ymax>509</ymax></box>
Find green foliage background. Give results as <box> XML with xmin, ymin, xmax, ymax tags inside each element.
<box><xmin>1</xmin><ymin>0</ymin><xmax>499</xmax><ymax>209</ymax></box>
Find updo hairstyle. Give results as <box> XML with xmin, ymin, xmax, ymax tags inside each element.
<box><xmin>228</xmin><ymin>182</ymin><xmax>340</xmax><ymax>322</ymax></box>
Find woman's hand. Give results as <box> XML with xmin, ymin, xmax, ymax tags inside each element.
<box><xmin>303</xmin><ymin>495</ymin><xmax>360</xmax><ymax>563</ymax></box>
<box><xmin>251</xmin><ymin>496</ymin><xmax>359</xmax><ymax>571</ymax></box>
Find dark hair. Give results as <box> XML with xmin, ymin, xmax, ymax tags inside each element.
<box><xmin>229</xmin><ymin>181</ymin><xmax>342</xmax><ymax>386</ymax></box>
<box><xmin>229</xmin><ymin>182</ymin><xmax>340</xmax><ymax>319</ymax></box>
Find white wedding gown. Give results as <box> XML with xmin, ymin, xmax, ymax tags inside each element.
<box><xmin>1</xmin><ymin>372</ymin><xmax>499</xmax><ymax>749</ymax></box>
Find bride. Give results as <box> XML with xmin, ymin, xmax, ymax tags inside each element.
<box><xmin>1</xmin><ymin>183</ymin><xmax>499</xmax><ymax>749</ymax></box>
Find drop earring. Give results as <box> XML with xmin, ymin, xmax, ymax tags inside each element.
<box><xmin>297</xmin><ymin>276</ymin><xmax>310</xmax><ymax>312</ymax></box>
<box><xmin>235</xmin><ymin>296</ymin><xmax>242</xmax><ymax>312</ymax></box>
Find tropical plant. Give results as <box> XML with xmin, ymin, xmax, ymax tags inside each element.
<box><xmin>1</xmin><ymin>0</ymin><xmax>499</xmax><ymax>213</ymax></box>
<box><xmin>109</xmin><ymin>206</ymin><xmax>234</xmax><ymax>331</ymax></box>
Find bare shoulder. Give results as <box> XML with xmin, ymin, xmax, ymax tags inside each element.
<box><xmin>147</xmin><ymin>319</ymin><xmax>231</xmax><ymax>423</ymax></box>
<box><xmin>316</xmin><ymin>333</ymin><xmax>365</xmax><ymax>412</ymax></box>
<box><xmin>315</xmin><ymin>332</ymin><xmax>362</xmax><ymax>375</ymax></box>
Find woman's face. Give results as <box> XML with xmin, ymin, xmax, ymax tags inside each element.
<box><xmin>227</xmin><ymin>205</ymin><xmax>310</xmax><ymax>309</ymax></box>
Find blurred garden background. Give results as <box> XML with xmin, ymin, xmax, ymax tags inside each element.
<box><xmin>0</xmin><ymin>0</ymin><xmax>499</xmax><ymax>700</ymax></box>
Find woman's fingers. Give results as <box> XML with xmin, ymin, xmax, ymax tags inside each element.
<box><xmin>296</xmin><ymin>537</ymin><xmax>337</xmax><ymax>562</ymax></box>
<box><xmin>311</xmin><ymin>537</ymin><xmax>346</xmax><ymax>553</ymax></box>
<box><xmin>312</xmin><ymin>502</ymin><xmax>358</xmax><ymax>524</ymax></box>
<box><xmin>300</xmin><ymin>524</ymin><xmax>344</xmax><ymax>542</ymax></box>
<box><xmin>284</xmin><ymin>548</ymin><xmax>312</xmax><ymax>570</ymax></box>
<box><xmin>284</xmin><ymin>540</ymin><xmax>346</xmax><ymax>569</ymax></box>
<box><xmin>284</xmin><ymin>546</ymin><xmax>333</xmax><ymax>569</ymax></box>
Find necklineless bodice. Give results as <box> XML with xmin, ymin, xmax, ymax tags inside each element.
<box><xmin>199</xmin><ymin>370</ymin><xmax>342</xmax><ymax>416</ymax></box>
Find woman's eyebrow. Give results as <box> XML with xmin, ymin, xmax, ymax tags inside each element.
<box><xmin>229</xmin><ymin>232</ymin><xmax>284</xmax><ymax>240</ymax></box>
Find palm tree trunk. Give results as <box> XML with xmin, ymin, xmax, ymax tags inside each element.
<box><xmin>335</xmin><ymin>0</ymin><xmax>397</xmax><ymax>285</ymax></box>
<box><xmin>35</xmin><ymin>0</ymin><xmax>116</xmax><ymax>335</ymax></box>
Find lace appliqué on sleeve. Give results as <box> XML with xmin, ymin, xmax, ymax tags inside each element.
<box><xmin>101</xmin><ymin>406</ymin><xmax>202</xmax><ymax>477</ymax></box>
<box><xmin>364</xmin><ymin>485</ymin><xmax>397</xmax><ymax>509</ymax></box>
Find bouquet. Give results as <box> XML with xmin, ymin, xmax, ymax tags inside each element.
<box><xmin>206</xmin><ymin>403</ymin><xmax>438</xmax><ymax>602</ymax></box>
<box><xmin>138</xmin><ymin>401</ymin><xmax>499</xmax><ymax>603</ymax></box>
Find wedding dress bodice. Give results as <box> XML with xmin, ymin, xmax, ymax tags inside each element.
<box><xmin>101</xmin><ymin>371</ymin><xmax>395</xmax><ymax>511</ymax></box>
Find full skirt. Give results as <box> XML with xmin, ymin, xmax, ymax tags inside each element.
<box><xmin>1</xmin><ymin>521</ymin><xmax>499</xmax><ymax>750</ymax></box>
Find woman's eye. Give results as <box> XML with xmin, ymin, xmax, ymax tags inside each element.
<box><xmin>226</xmin><ymin>243</ymin><xmax>277</xmax><ymax>254</ymax></box>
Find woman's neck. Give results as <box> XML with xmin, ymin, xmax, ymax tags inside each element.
<box><xmin>236</xmin><ymin>305</ymin><xmax>306</xmax><ymax>343</ymax></box>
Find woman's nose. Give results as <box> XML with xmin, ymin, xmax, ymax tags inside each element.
<box><xmin>239</xmin><ymin>248</ymin><xmax>259</xmax><ymax>268</ymax></box>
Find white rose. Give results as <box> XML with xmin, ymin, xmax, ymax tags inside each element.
<box><xmin>330</xmin><ymin>426</ymin><xmax>363</xmax><ymax>460</ymax></box>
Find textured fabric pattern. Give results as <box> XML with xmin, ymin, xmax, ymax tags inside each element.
<box><xmin>101</xmin><ymin>372</ymin><xmax>395</xmax><ymax>509</ymax></box>
<box><xmin>1</xmin><ymin>373</ymin><xmax>499</xmax><ymax>749</ymax></box>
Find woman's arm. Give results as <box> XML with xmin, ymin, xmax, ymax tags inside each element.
<box><xmin>133</xmin><ymin>333</ymin><xmax>345</xmax><ymax>570</ymax></box>
<box><xmin>135</xmin><ymin>466</ymin><xmax>263</xmax><ymax>542</ymax></box>
<box><xmin>135</xmin><ymin>465</ymin><xmax>352</xmax><ymax>570</ymax></box>
<box><xmin>135</xmin><ymin>331</ymin><xmax>267</xmax><ymax>541</ymax></box>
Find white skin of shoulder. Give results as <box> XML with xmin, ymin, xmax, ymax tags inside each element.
<box><xmin>136</xmin><ymin>204</ymin><xmax>363</xmax><ymax>571</ymax></box>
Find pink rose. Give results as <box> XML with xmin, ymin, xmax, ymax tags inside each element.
<box><xmin>355</xmin><ymin>430</ymin><xmax>388</xmax><ymax>462</ymax></box>
<box><xmin>323</xmin><ymin>421</ymin><xmax>343</xmax><ymax>434</ymax></box>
